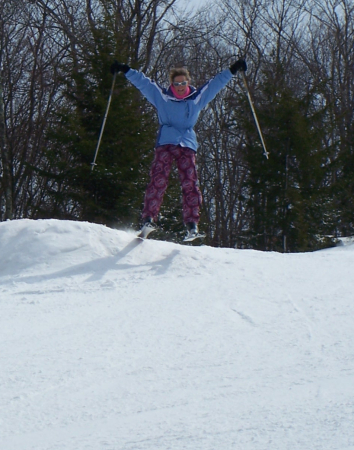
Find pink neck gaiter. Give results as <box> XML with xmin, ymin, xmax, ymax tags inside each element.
<box><xmin>170</xmin><ymin>84</ymin><xmax>191</xmax><ymax>99</ymax></box>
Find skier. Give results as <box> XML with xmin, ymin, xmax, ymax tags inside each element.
<box><xmin>110</xmin><ymin>58</ymin><xmax>247</xmax><ymax>240</ymax></box>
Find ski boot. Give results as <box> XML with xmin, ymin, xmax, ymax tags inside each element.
<box><xmin>184</xmin><ymin>222</ymin><xmax>206</xmax><ymax>242</ymax></box>
<box><xmin>137</xmin><ymin>217</ymin><xmax>156</xmax><ymax>239</ymax></box>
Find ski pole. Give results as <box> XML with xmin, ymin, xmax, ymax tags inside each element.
<box><xmin>91</xmin><ymin>71</ymin><xmax>117</xmax><ymax>170</ymax></box>
<box><xmin>240</xmin><ymin>70</ymin><xmax>269</xmax><ymax>159</ymax></box>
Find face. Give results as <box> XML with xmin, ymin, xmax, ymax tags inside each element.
<box><xmin>172</xmin><ymin>75</ymin><xmax>189</xmax><ymax>95</ymax></box>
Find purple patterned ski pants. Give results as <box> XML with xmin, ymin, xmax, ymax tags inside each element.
<box><xmin>142</xmin><ymin>144</ymin><xmax>203</xmax><ymax>224</ymax></box>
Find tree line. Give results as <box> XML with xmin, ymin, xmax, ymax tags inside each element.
<box><xmin>1</xmin><ymin>0</ymin><xmax>353</xmax><ymax>251</ymax></box>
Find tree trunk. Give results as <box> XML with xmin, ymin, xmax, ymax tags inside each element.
<box><xmin>0</xmin><ymin>79</ymin><xmax>13</xmax><ymax>220</ymax></box>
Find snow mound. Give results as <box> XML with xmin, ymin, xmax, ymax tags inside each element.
<box><xmin>0</xmin><ymin>219</ymin><xmax>141</xmax><ymax>280</ymax></box>
<box><xmin>1</xmin><ymin>219</ymin><xmax>354</xmax><ymax>450</ymax></box>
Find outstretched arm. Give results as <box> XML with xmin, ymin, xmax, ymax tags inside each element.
<box><xmin>195</xmin><ymin>59</ymin><xmax>247</xmax><ymax>109</ymax></box>
<box><xmin>110</xmin><ymin>61</ymin><xmax>162</xmax><ymax>108</ymax></box>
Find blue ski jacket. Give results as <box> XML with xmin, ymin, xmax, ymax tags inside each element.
<box><xmin>125</xmin><ymin>68</ymin><xmax>233</xmax><ymax>151</ymax></box>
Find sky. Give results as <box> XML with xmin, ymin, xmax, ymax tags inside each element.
<box><xmin>1</xmin><ymin>218</ymin><xmax>354</xmax><ymax>450</ymax></box>
<box><xmin>177</xmin><ymin>0</ymin><xmax>211</xmax><ymax>12</ymax></box>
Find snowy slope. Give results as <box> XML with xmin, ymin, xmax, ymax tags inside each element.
<box><xmin>0</xmin><ymin>219</ymin><xmax>354</xmax><ymax>450</ymax></box>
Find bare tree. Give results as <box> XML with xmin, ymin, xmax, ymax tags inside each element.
<box><xmin>303</xmin><ymin>0</ymin><xmax>354</xmax><ymax>236</ymax></box>
<box><xmin>0</xmin><ymin>77</ymin><xmax>13</xmax><ymax>220</ymax></box>
<box><xmin>0</xmin><ymin>1</ymin><xmax>14</xmax><ymax>220</ymax></box>
<box><xmin>1</xmin><ymin>1</ymin><xmax>69</xmax><ymax>218</ymax></box>
<box><xmin>1</xmin><ymin>0</ymin><xmax>185</xmax><ymax>221</ymax></box>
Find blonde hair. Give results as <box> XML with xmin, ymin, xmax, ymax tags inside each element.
<box><xmin>169</xmin><ymin>67</ymin><xmax>191</xmax><ymax>84</ymax></box>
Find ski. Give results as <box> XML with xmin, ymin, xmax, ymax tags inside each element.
<box><xmin>183</xmin><ymin>232</ymin><xmax>206</xmax><ymax>242</ymax></box>
<box><xmin>136</xmin><ymin>223</ymin><xmax>206</xmax><ymax>243</ymax></box>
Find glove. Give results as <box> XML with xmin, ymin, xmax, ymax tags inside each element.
<box><xmin>230</xmin><ymin>59</ymin><xmax>247</xmax><ymax>75</ymax></box>
<box><xmin>110</xmin><ymin>60</ymin><xmax>130</xmax><ymax>74</ymax></box>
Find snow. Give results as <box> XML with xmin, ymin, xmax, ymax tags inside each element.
<box><xmin>1</xmin><ymin>218</ymin><xmax>354</xmax><ymax>450</ymax></box>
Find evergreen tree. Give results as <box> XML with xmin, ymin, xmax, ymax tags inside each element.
<box><xmin>330</xmin><ymin>134</ymin><xmax>354</xmax><ymax>238</ymax></box>
<box><xmin>39</xmin><ymin>27</ymin><xmax>156</xmax><ymax>227</ymax></box>
<box><xmin>240</xmin><ymin>70</ymin><xmax>333</xmax><ymax>252</ymax></box>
